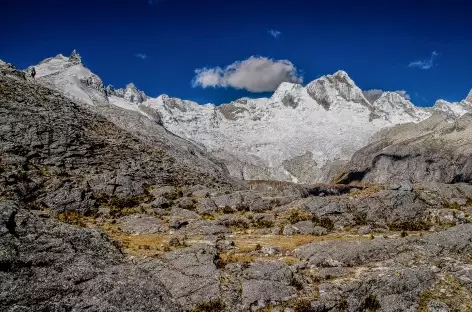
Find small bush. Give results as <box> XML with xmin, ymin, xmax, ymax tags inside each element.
<box><xmin>313</xmin><ymin>216</ymin><xmax>334</xmax><ymax>231</ymax></box>
<box><xmin>222</xmin><ymin>205</ymin><xmax>235</xmax><ymax>214</ymax></box>
<box><xmin>165</xmin><ymin>189</ymin><xmax>183</xmax><ymax>201</ymax></box>
<box><xmin>360</xmin><ymin>294</ymin><xmax>381</xmax><ymax>311</ymax></box>
<box><xmin>253</xmin><ymin>218</ymin><xmax>274</xmax><ymax>228</ymax></box>
<box><xmin>353</xmin><ymin>212</ymin><xmax>368</xmax><ymax>225</ymax></box>
<box><xmin>286</xmin><ymin>209</ymin><xmax>312</xmax><ymax>224</ymax></box>
<box><xmin>190</xmin><ymin>299</ymin><xmax>225</xmax><ymax>312</ymax></box>
<box><xmin>292</xmin><ymin>298</ymin><xmax>315</xmax><ymax>312</ymax></box>
<box><xmin>290</xmin><ymin>277</ymin><xmax>304</xmax><ymax>291</ymax></box>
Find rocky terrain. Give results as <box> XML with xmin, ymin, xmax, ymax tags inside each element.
<box><xmin>337</xmin><ymin>113</ymin><xmax>472</xmax><ymax>185</ymax></box>
<box><xmin>2</xmin><ymin>56</ymin><xmax>472</xmax><ymax>311</ymax></box>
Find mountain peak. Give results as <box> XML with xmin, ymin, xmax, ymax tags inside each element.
<box><xmin>466</xmin><ymin>89</ymin><xmax>472</xmax><ymax>103</ymax></box>
<box><xmin>305</xmin><ymin>70</ymin><xmax>370</xmax><ymax>111</ymax></box>
<box><xmin>333</xmin><ymin>70</ymin><xmax>349</xmax><ymax>79</ymax></box>
<box><xmin>69</xmin><ymin>50</ymin><xmax>82</xmax><ymax>64</ymax></box>
<box><xmin>381</xmin><ymin>91</ymin><xmax>410</xmax><ymax>102</ymax></box>
<box><xmin>122</xmin><ymin>82</ymin><xmax>147</xmax><ymax>104</ymax></box>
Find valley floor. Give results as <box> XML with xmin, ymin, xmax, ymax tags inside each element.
<box><xmin>3</xmin><ymin>181</ymin><xmax>472</xmax><ymax>312</ymax></box>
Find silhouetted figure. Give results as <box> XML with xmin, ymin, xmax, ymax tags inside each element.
<box><xmin>31</xmin><ymin>67</ymin><xmax>36</xmax><ymax>80</ymax></box>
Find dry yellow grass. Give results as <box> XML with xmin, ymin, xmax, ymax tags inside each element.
<box><xmin>233</xmin><ymin>233</ymin><xmax>365</xmax><ymax>253</ymax></box>
<box><xmin>96</xmin><ymin>222</ymin><xmax>172</xmax><ymax>257</ymax></box>
<box><xmin>216</xmin><ymin>253</ymin><xmax>254</xmax><ymax>267</ymax></box>
<box><xmin>109</xmin><ymin>231</ymin><xmax>172</xmax><ymax>257</ymax></box>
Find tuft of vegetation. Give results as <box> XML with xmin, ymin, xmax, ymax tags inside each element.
<box><xmin>290</xmin><ymin>277</ymin><xmax>304</xmax><ymax>291</ymax></box>
<box><xmin>292</xmin><ymin>298</ymin><xmax>315</xmax><ymax>312</ymax></box>
<box><xmin>388</xmin><ymin>220</ymin><xmax>432</xmax><ymax>231</ymax></box>
<box><xmin>110</xmin><ymin>196</ymin><xmax>146</xmax><ymax>209</ymax></box>
<box><xmin>57</xmin><ymin>211</ymin><xmax>87</xmax><ymax>227</ymax></box>
<box><xmin>214</xmin><ymin>252</ymin><xmax>254</xmax><ymax>268</ymax></box>
<box><xmin>360</xmin><ymin>294</ymin><xmax>381</xmax><ymax>311</ymax></box>
<box><xmin>190</xmin><ymin>299</ymin><xmax>226</xmax><ymax>312</ymax></box>
<box><xmin>353</xmin><ymin>212</ymin><xmax>368</xmax><ymax>225</ymax></box>
<box><xmin>164</xmin><ymin>188</ymin><xmax>183</xmax><ymax>201</ymax></box>
<box><xmin>39</xmin><ymin>167</ymin><xmax>47</xmax><ymax>176</ymax></box>
<box><xmin>312</xmin><ymin>216</ymin><xmax>334</xmax><ymax>231</ymax></box>
<box><xmin>286</xmin><ymin>209</ymin><xmax>312</xmax><ymax>224</ymax></box>
<box><xmin>222</xmin><ymin>205</ymin><xmax>235</xmax><ymax>214</ymax></box>
<box><xmin>253</xmin><ymin>218</ymin><xmax>274</xmax><ymax>229</ymax></box>
<box><xmin>418</xmin><ymin>275</ymin><xmax>472</xmax><ymax>312</ymax></box>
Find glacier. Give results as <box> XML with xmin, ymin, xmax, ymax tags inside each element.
<box><xmin>21</xmin><ymin>50</ymin><xmax>472</xmax><ymax>183</ymax></box>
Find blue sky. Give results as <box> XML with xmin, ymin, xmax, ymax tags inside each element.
<box><xmin>2</xmin><ymin>0</ymin><xmax>471</xmax><ymax>105</ymax></box>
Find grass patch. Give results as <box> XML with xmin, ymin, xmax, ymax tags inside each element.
<box><xmin>418</xmin><ymin>275</ymin><xmax>472</xmax><ymax>312</ymax></box>
<box><xmin>57</xmin><ymin>211</ymin><xmax>87</xmax><ymax>227</ymax></box>
<box><xmin>233</xmin><ymin>233</ymin><xmax>364</xmax><ymax>253</ymax></box>
<box><xmin>286</xmin><ymin>208</ymin><xmax>312</xmax><ymax>224</ymax></box>
<box><xmin>215</xmin><ymin>252</ymin><xmax>254</xmax><ymax>268</ymax></box>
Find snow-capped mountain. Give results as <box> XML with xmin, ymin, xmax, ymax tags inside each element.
<box><xmin>23</xmin><ymin>50</ymin><xmax>471</xmax><ymax>183</ymax></box>
<box><xmin>433</xmin><ymin>90</ymin><xmax>472</xmax><ymax>118</ymax></box>
<box><xmin>29</xmin><ymin>50</ymin><xmax>149</xmax><ymax>109</ymax></box>
<box><xmin>143</xmin><ymin>71</ymin><xmax>435</xmax><ymax>183</ymax></box>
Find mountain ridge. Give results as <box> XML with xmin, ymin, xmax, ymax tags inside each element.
<box><xmin>9</xmin><ymin>50</ymin><xmax>472</xmax><ymax>183</ymax></box>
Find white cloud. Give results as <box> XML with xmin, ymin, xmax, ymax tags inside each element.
<box><xmin>135</xmin><ymin>53</ymin><xmax>148</xmax><ymax>60</ymax></box>
<box><xmin>408</xmin><ymin>51</ymin><xmax>438</xmax><ymax>70</ymax></box>
<box><xmin>268</xmin><ymin>29</ymin><xmax>281</xmax><ymax>39</ymax></box>
<box><xmin>363</xmin><ymin>89</ymin><xmax>411</xmax><ymax>103</ymax></box>
<box><xmin>192</xmin><ymin>56</ymin><xmax>303</xmax><ymax>92</ymax></box>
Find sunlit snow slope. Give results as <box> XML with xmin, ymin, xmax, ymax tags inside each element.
<box><xmin>24</xmin><ymin>50</ymin><xmax>472</xmax><ymax>183</ymax></box>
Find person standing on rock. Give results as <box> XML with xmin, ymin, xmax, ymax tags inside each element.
<box><xmin>31</xmin><ymin>67</ymin><xmax>36</xmax><ymax>80</ymax></box>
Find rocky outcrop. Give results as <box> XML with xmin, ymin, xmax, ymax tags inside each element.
<box><xmin>0</xmin><ymin>60</ymin><xmax>26</xmax><ymax>80</ymax></box>
<box><xmin>0</xmin><ymin>72</ymin><xmax>232</xmax><ymax>213</ymax></box>
<box><xmin>337</xmin><ymin>114</ymin><xmax>472</xmax><ymax>184</ymax></box>
<box><xmin>0</xmin><ymin>200</ymin><xmax>182</xmax><ymax>312</ymax></box>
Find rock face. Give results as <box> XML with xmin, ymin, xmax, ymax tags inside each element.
<box><xmin>0</xmin><ymin>60</ymin><xmax>26</xmax><ymax>80</ymax></box>
<box><xmin>0</xmin><ymin>68</ymin><xmax>232</xmax><ymax>213</ymax></box>
<box><xmin>0</xmin><ymin>200</ymin><xmax>182</xmax><ymax>312</ymax></box>
<box><xmin>432</xmin><ymin>90</ymin><xmax>472</xmax><ymax>118</ymax></box>
<box><xmin>337</xmin><ymin>113</ymin><xmax>472</xmax><ymax>184</ymax></box>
